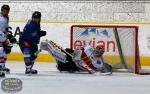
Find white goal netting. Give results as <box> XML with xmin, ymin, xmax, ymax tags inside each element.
<box><xmin>70</xmin><ymin>25</ymin><xmax>139</xmax><ymax>73</ymax></box>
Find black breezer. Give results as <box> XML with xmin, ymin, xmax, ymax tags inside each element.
<box><xmin>56</xmin><ymin>48</ymin><xmax>80</xmax><ymax>73</ymax></box>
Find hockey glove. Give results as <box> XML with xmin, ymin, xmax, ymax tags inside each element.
<box><xmin>38</xmin><ymin>30</ymin><xmax>46</xmax><ymax>37</ymax></box>
<box><xmin>7</xmin><ymin>33</ymin><xmax>17</xmax><ymax>44</ymax></box>
<box><xmin>9</xmin><ymin>37</ymin><xmax>17</xmax><ymax>44</ymax></box>
<box><xmin>7</xmin><ymin>33</ymin><xmax>13</xmax><ymax>39</ymax></box>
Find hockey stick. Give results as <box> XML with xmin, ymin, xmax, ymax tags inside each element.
<box><xmin>48</xmin><ymin>40</ymin><xmax>73</xmax><ymax>58</ymax></box>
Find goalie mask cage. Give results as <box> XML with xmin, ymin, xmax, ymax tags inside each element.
<box><xmin>70</xmin><ymin>25</ymin><xmax>150</xmax><ymax>75</ymax></box>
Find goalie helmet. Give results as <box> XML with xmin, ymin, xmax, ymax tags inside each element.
<box><xmin>32</xmin><ymin>11</ymin><xmax>41</xmax><ymax>19</ymax></box>
<box><xmin>94</xmin><ymin>46</ymin><xmax>105</xmax><ymax>57</ymax></box>
<box><xmin>96</xmin><ymin>45</ymin><xmax>104</xmax><ymax>50</ymax></box>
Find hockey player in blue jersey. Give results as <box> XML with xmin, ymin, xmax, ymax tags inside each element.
<box><xmin>19</xmin><ymin>11</ymin><xmax>46</xmax><ymax>74</ymax></box>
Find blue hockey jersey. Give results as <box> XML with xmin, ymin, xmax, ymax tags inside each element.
<box><xmin>20</xmin><ymin>20</ymin><xmax>41</xmax><ymax>44</ymax></box>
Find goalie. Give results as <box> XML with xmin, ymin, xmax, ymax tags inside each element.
<box><xmin>40</xmin><ymin>40</ymin><xmax>113</xmax><ymax>75</ymax></box>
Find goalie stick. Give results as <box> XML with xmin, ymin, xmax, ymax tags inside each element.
<box><xmin>48</xmin><ymin>40</ymin><xmax>73</xmax><ymax>58</ymax></box>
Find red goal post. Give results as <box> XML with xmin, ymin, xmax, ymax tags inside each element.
<box><xmin>70</xmin><ymin>25</ymin><xmax>150</xmax><ymax>75</ymax></box>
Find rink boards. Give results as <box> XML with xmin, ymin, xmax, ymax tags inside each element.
<box><xmin>6</xmin><ymin>21</ymin><xmax>150</xmax><ymax>67</ymax></box>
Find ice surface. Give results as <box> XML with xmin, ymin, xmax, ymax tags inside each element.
<box><xmin>0</xmin><ymin>61</ymin><xmax>150</xmax><ymax>94</ymax></box>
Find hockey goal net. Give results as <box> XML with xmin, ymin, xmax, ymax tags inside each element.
<box><xmin>70</xmin><ymin>25</ymin><xmax>150</xmax><ymax>75</ymax></box>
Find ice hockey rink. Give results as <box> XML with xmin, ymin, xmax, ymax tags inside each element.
<box><xmin>1</xmin><ymin>0</ymin><xmax>150</xmax><ymax>94</ymax></box>
<box><xmin>0</xmin><ymin>61</ymin><xmax>150</xmax><ymax>94</ymax></box>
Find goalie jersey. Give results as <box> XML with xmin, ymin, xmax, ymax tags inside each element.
<box><xmin>74</xmin><ymin>45</ymin><xmax>104</xmax><ymax>72</ymax></box>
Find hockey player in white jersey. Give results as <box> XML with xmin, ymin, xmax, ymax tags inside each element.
<box><xmin>0</xmin><ymin>5</ymin><xmax>17</xmax><ymax>77</ymax></box>
<box><xmin>40</xmin><ymin>40</ymin><xmax>112</xmax><ymax>75</ymax></box>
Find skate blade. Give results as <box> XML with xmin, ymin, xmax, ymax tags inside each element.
<box><xmin>25</xmin><ymin>73</ymin><xmax>38</xmax><ymax>76</ymax></box>
<box><xmin>26</xmin><ymin>74</ymin><xmax>32</xmax><ymax>76</ymax></box>
<box><xmin>101</xmin><ymin>72</ymin><xmax>112</xmax><ymax>76</ymax></box>
<box><xmin>0</xmin><ymin>74</ymin><xmax>5</xmax><ymax>77</ymax></box>
<box><xmin>4</xmin><ymin>71</ymin><xmax>10</xmax><ymax>74</ymax></box>
<box><xmin>0</xmin><ymin>75</ymin><xmax>5</xmax><ymax>77</ymax></box>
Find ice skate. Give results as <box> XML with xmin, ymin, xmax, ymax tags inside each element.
<box><xmin>0</xmin><ymin>69</ymin><xmax>5</xmax><ymax>77</ymax></box>
<box><xmin>25</xmin><ymin>68</ymin><xmax>38</xmax><ymax>75</ymax></box>
<box><xmin>3</xmin><ymin>67</ymin><xmax>10</xmax><ymax>74</ymax></box>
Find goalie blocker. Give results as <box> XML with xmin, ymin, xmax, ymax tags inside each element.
<box><xmin>40</xmin><ymin>40</ymin><xmax>112</xmax><ymax>75</ymax></box>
